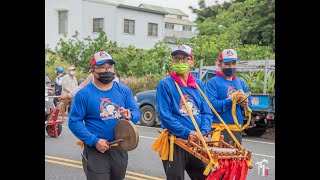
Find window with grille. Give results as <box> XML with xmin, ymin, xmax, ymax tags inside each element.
<box><xmin>124</xmin><ymin>19</ymin><xmax>135</xmax><ymax>34</ymax></box>
<box><xmin>165</xmin><ymin>23</ymin><xmax>174</xmax><ymax>29</ymax></box>
<box><xmin>58</xmin><ymin>11</ymin><xmax>68</xmax><ymax>34</ymax></box>
<box><xmin>148</xmin><ymin>23</ymin><xmax>158</xmax><ymax>37</ymax></box>
<box><xmin>93</xmin><ymin>18</ymin><xmax>104</xmax><ymax>33</ymax></box>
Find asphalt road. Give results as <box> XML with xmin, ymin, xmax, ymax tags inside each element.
<box><xmin>45</xmin><ymin>120</ymin><xmax>275</xmax><ymax>180</ymax></box>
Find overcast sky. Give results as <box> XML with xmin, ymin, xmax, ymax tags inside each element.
<box><xmin>118</xmin><ymin>0</ymin><xmax>230</xmax><ymax>21</ymax></box>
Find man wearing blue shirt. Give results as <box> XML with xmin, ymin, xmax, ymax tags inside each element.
<box><xmin>205</xmin><ymin>49</ymin><xmax>252</xmax><ymax>145</ymax></box>
<box><xmin>156</xmin><ymin>44</ymin><xmax>213</xmax><ymax>180</ymax></box>
<box><xmin>68</xmin><ymin>51</ymin><xmax>141</xmax><ymax>180</ymax></box>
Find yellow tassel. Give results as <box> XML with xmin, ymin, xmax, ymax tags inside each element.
<box><xmin>169</xmin><ymin>134</ymin><xmax>175</xmax><ymax>161</ymax></box>
<box><xmin>151</xmin><ymin>129</ymin><xmax>170</xmax><ymax>160</ymax></box>
<box><xmin>211</xmin><ymin>125</ymin><xmax>224</xmax><ymax>146</ymax></box>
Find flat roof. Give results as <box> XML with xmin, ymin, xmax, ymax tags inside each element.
<box><xmin>118</xmin><ymin>4</ymin><xmax>167</xmax><ymax>15</ymax></box>
<box><xmin>139</xmin><ymin>4</ymin><xmax>188</xmax><ymax>16</ymax></box>
<box><xmin>164</xmin><ymin>17</ymin><xmax>195</xmax><ymax>26</ymax></box>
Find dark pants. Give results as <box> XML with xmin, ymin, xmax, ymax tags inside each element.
<box><xmin>220</xmin><ymin>129</ymin><xmax>242</xmax><ymax>145</ymax></box>
<box><xmin>162</xmin><ymin>144</ymin><xmax>207</xmax><ymax>180</ymax></box>
<box><xmin>82</xmin><ymin>145</ymin><xmax>128</xmax><ymax>180</ymax></box>
<box><xmin>53</xmin><ymin>91</ymin><xmax>61</xmax><ymax>106</ymax></box>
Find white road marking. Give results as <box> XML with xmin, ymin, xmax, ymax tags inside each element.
<box><xmin>139</xmin><ymin>135</ymin><xmax>157</xmax><ymax>140</ymax></box>
<box><xmin>251</xmin><ymin>153</ymin><xmax>275</xmax><ymax>159</ymax></box>
<box><xmin>242</xmin><ymin>139</ymin><xmax>274</xmax><ymax>145</ymax></box>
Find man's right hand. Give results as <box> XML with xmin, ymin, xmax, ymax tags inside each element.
<box><xmin>58</xmin><ymin>94</ymin><xmax>69</xmax><ymax>100</ymax></box>
<box><xmin>188</xmin><ymin>131</ymin><xmax>200</xmax><ymax>142</ymax></box>
<box><xmin>95</xmin><ymin>139</ymin><xmax>110</xmax><ymax>153</ymax></box>
<box><xmin>236</xmin><ymin>90</ymin><xmax>249</xmax><ymax>104</ymax></box>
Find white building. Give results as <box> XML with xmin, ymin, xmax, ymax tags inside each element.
<box><xmin>138</xmin><ymin>4</ymin><xmax>197</xmax><ymax>45</ymax></box>
<box><xmin>45</xmin><ymin>0</ymin><xmax>166</xmax><ymax>50</ymax></box>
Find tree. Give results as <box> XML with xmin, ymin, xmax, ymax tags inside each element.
<box><xmin>190</xmin><ymin>0</ymin><xmax>275</xmax><ymax>52</ymax></box>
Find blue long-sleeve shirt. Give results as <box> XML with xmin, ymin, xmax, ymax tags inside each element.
<box><xmin>204</xmin><ymin>75</ymin><xmax>252</xmax><ymax>125</ymax></box>
<box><xmin>157</xmin><ymin>77</ymin><xmax>213</xmax><ymax>140</ymax></box>
<box><xmin>68</xmin><ymin>82</ymin><xmax>141</xmax><ymax>147</ymax></box>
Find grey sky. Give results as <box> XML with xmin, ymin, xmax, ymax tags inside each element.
<box><xmin>118</xmin><ymin>0</ymin><xmax>230</xmax><ymax>21</ymax></box>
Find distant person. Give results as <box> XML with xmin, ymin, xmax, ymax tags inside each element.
<box><xmin>59</xmin><ymin>73</ymin><xmax>93</xmax><ymax>101</ymax></box>
<box><xmin>59</xmin><ymin>72</ymin><xmax>121</xmax><ymax>101</ymax></box>
<box><xmin>53</xmin><ymin>66</ymin><xmax>64</xmax><ymax>106</ymax></box>
<box><xmin>59</xmin><ymin>66</ymin><xmax>78</xmax><ymax>120</ymax></box>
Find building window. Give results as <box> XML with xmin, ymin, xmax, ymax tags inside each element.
<box><xmin>58</xmin><ymin>11</ymin><xmax>68</xmax><ymax>34</ymax></box>
<box><xmin>165</xmin><ymin>23</ymin><xmax>174</xmax><ymax>29</ymax></box>
<box><xmin>124</xmin><ymin>19</ymin><xmax>135</xmax><ymax>34</ymax></box>
<box><xmin>93</xmin><ymin>18</ymin><xmax>104</xmax><ymax>33</ymax></box>
<box><xmin>148</xmin><ymin>23</ymin><xmax>158</xmax><ymax>37</ymax></box>
<box><xmin>183</xmin><ymin>25</ymin><xmax>192</xmax><ymax>31</ymax></box>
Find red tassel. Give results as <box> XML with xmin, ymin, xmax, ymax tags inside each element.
<box><xmin>206</xmin><ymin>160</ymin><xmax>226</xmax><ymax>180</ymax></box>
<box><xmin>221</xmin><ymin>159</ymin><xmax>230</xmax><ymax>180</ymax></box>
<box><xmin>234</xmin><ymin>160</ymin><xmax>241</xmax><ymax>180</ymax></box>
<box><xmin>228</xmin><ymin>159</ymin><xmax>237</xmax><ymax>180</ymax></box>
<box><xmin>239</xmin><ymin>160</ymin><xmax>248</xmax><ymax>180</ymax></box>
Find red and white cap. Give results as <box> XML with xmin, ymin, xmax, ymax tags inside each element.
<box><xmin>171</xmin><ymin>44</ymin><xmax>193</xmax><ymax>57</ymax></box>
<box><xmin>90</xmin><ymin>51</ymin><xmax>116</xmax><ymax>67</ymax></box>
<box><xmin>218</xmin><ymin>49</ymin><xmax>238</xmax><ymax>62</ymax></box>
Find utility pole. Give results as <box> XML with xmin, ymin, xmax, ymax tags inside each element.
<box><xmin>199</xmin><ymin>59</ymin><xmax>203</xmax><ymax>80</ymax></box>
<box><xmin>263</xmin><ymin>58</ymin><xmax>269</xmax><ymax>94</ymax></box>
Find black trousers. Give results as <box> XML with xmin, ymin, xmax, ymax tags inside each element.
<box><xmin>82</xmin><ymin>145</ymin><xmax>128</xmax><ymax>180</ymax></box>
<box><xmin>162</xmin><ymin>144</ymin><xmax>208</xmax><ymax>180</ymax></box>
<box><xmin>220</xmin><ymin>129</ymin><xmax>242</xmax><ymax>145</ymax></box>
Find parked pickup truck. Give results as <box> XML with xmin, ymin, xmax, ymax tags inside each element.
<box><xmin>135</xmin><ymin>65</ymin><xmax>275</xmax><ymax>137</ymax></box>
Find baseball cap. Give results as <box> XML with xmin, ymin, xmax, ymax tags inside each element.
<box><xmin>171</xmin><ymin>44</ymin><xmax>193</xmax><ymax>57</ymax></box>
<box><xmin>68</xmin><ymin>66</ymin><xmax>76</xmax><ymax>71</ymax></box>
<box><xmin>218</xmin><ymin>49</ymin><xmax>239</xmax><ymax>63</ymax></box>
<box><xmin>90</xmin><ymin>51</ymin><xmax>116</xmax><ymax>67</ymax></box>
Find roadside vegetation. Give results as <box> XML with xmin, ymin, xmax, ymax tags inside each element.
<box><xmin>45</xmin><ymin>0</ymin><xmax>274</xmax><ymax>94</ymax></box>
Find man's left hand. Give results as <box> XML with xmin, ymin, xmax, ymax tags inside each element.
<box><xmin>119</xmin><ymin>107</ymin><xmax>131</xmax><ymax>120</ymax></box>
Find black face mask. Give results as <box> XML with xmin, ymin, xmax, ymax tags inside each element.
<box><xmin>222</xmin><ymin>68</ymin><xmax>237</xmax><ymax>76</ymax></box>
<box><xmin>97</xmin><ymin>72</ymin><xmax>115</xmax><ymax>84</ymax></box>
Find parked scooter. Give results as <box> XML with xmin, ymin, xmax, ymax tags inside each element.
<box><xmin>45</xmin><ymin>89</ymin><xmax>63</xmax><ymax>137</ymax></box>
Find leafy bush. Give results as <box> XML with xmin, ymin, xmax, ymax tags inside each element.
<box><xmin>45</xmin><ymin>52</ymin><xmax>90</xmax><ymax>84</ymax></box>
<box><xmin>49</xmin><ymin>30</ymin><xmax>275</xmax><ymax>94</ymax></box>
<box><xmin>123</xmin><ymin>74</ymin><xmax>166</xmax><ymax>95</ymax></box>
<box><xmin>237</xmin><ymin>71</ymin><xmax>275</xmax><ymax>94</ymax></box>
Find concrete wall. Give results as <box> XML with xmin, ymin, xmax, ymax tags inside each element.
<box><xmin>164</xmin><ymin>28</ymin><xmax>194</xmax><ymax>39</ymax></box>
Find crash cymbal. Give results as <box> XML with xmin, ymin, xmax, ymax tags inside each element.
<box><xmin>114</xmin><ymin>119</ymin><xmax>139</xmax><ymax>151</ymax></box>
